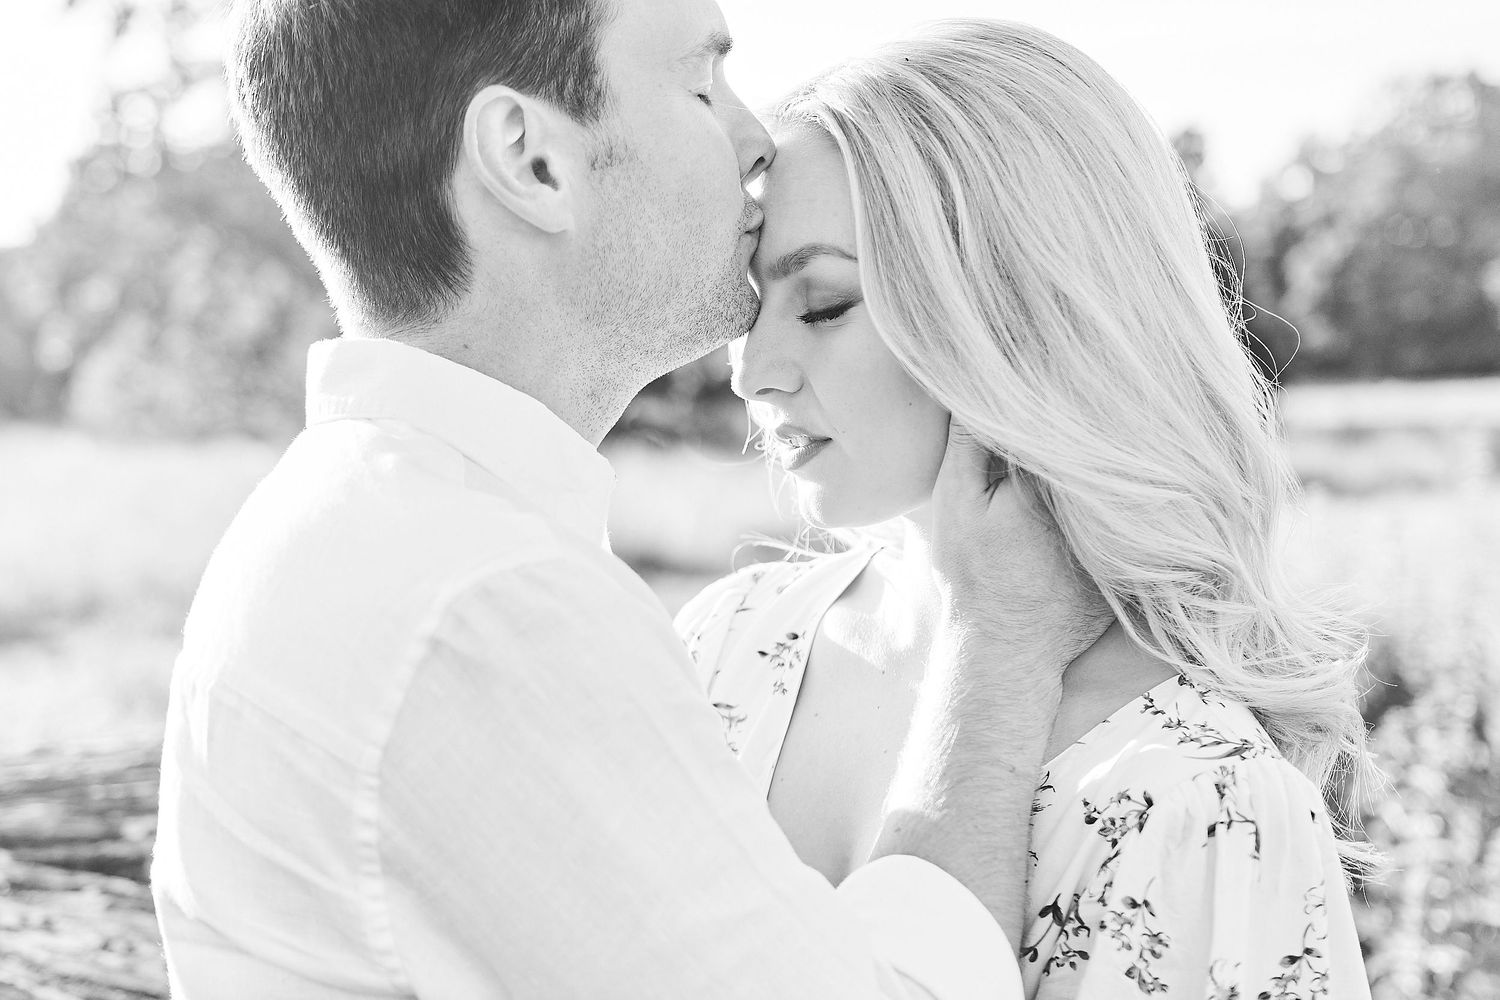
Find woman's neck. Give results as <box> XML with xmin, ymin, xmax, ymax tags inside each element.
<box><xmin>856</xmin><ymin>505</ymin><xmax>944</xmax><ymax>655</ymax></box>
<box><xmin>836</xmin><ymin>502</ymin><xmax>1177</xmax><ymax>760</ymax></box>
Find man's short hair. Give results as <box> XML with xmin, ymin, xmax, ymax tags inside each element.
<box><xmin>229</xmin><ymin>0</ymin><xmax>613</xmax><ymax>329</ymax></box>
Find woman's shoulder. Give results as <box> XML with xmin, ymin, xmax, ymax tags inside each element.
<box><xmin>1026</xmin><ymin>686</ymin><xmax>1366</xmax><ymax>995</ymax></box>
<box><xmin>1051</xmin><ymin>675</ymin><xmax>1276</xmax><ymax>772</ymax></box>
<box><xmin>1038</xmin><ymin>676</ymin><xmax>1330</xmax><ymax>851</ymax></box>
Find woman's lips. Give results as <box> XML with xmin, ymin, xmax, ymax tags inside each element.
<box><xmin>778</xmin><ymin>437</ymin><xmax>830</xmax><ymax>471</ymax></box>
<box><xmin>768</xmin><ymin>426</ymin><xmax>832</xmax><ymax>471</ymax></box>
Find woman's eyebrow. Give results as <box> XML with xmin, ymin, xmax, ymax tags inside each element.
<box><xmin>764</xmin><ymin>243</ymin><xmax>858</xmax><ymax>282</ymax></box>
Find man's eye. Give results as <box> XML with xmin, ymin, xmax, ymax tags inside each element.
<box><xmin>797</xmin><ymin>299</ymin><xmax>860</xmax><ymax>325</ymax></box>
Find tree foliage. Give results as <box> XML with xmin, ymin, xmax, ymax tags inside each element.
<box><xmin>0</xmin><ymin>7</ymin><xmax>1496</xmax><ymax>439</ymax></box>
<box><xmin>1235</xmin><ymin>73</ymin><xmax>1500</xmax><ymax>380</ymax></box>
<box><xmin>0</xmin><ymin>0</ymin><xmax>334</xmax><ymax>436</ymax></box>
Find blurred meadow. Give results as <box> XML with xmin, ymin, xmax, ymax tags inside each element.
<box><xmin>4</xmin><ymin>392</ymin><xmax>1498</xmax><ymax>999</ymax></box>
<box><xmin>2</xmin><ymin>0</ymin><xmax>1499</xmax><ymax>997</ymax></box>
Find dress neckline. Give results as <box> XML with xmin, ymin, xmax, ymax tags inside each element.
<box><xmin>1042</xmin><ymin>675</ymin><xmax>1188</xmax><ymax>771</ymax></box>
<box><xmin>801</xmin><ymin>551</ymin><xmax>1189</xmax><ymax>776</ymax></box>
<box><xmin>762</xmin><ymin>545</ymin><xmax>885</xmax><ymax>796</ymax></box>
<box><xmin>730</xmin><ymin>549</ymin><xmax>1192</xmax><ymax>795</ymax></box>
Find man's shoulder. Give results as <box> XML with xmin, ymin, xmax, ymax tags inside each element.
<box><xmin>225</xmin><ymin>421</ymin><xmax>576</xmax><ymax>578</ymax></box>
<box><xmin>427</xmin><ymin>537</ymin><xmax>666</xmax><ymax>632</ymax></box>
<box><xmin>175</xmin><ymin>422</ymin><xmax>614</xmax><ymax>722</ymax></box>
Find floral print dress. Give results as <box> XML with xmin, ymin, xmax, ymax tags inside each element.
<box><xmin>675</xmin><ymin>548</ymin><xmax>1372</xmax><ymax>1000</ymax></box>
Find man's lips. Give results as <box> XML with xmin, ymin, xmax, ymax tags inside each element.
<box><xmin>742</xmin><ymin>204</ymin><xmax>765</xmax><ymax>234</ymax></box>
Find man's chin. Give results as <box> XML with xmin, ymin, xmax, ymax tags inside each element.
<box><xmin>652</xmin><ymin>263</ymin><xmax>760</xmax><ymax>368</ymax></box>
<box><xmin>693</xmin><ymin>274</ymin><xmax>759</xmax><ymax>349</ymax></box>
<box><xmin>726</xmin><ymin>274</ymin><xmax>761</xmax><ymax>338</ymax></box>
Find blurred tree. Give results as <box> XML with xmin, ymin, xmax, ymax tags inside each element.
<box><xmin>0</xmin><ymin>0</ymin><xmax>334</xmax><ymax>437</ymax></box>
<box><xmin>611</xmin><ymin>347</ymin><xmax>747</xmax><ymax>450</ymax></box>
<box><xmin>1172</xmin><ymin>127</ymin><xmax>1293</xmax><ymax>386</ymax></box>
<box><xmin>1239</xmin><ymin>73</ymin><xmax>1500</xmax><ymax>380</ymax></box>
<box><xmin>10</xmin><ymin>7</ymin><xmax>1495</xmax><ymax>442</ymax></box>
<box><xmin>0</xmin><ymin>0</ymin><xmax>746</xmax><ymax>443</ymax></box>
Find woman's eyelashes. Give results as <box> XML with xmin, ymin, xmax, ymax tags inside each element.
<box><xmin>797</xmin><ymin>296</ymin><xmax>862</xmax><ymax>326</ymax></box>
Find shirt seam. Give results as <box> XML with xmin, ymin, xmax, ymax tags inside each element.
<box><xmin>352</xmin><ymin>551</ymin><xmax>561</xmax><ymax>995</ymax></box>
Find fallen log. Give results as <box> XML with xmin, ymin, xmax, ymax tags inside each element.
<box><xmin>0</xmin><ymin>745</ymin><xmax>166</xmax><ymax>999</ymax></box>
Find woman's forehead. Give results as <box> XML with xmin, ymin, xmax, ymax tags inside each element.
<box><xmin>762</xmin><ymin>130</ymin><xmax>851</xmax><ymax>222</ymax></box>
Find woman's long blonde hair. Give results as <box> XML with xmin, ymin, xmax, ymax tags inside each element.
<box><xmin>776</xmin><ymin>19</ymin><xmax>1376</xmax><ymax>849</ymax></box>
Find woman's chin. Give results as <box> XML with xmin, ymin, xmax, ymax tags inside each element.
<box><xmin>793</xmin><ymin>482</ymin><xmax>912</xmax><ymax>532</ymax></box>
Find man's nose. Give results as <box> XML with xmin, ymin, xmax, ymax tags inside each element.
<box><xmin>732</xmin><ymin>101</ymin><xmax>775</xmax><ymax>186</ymax></box>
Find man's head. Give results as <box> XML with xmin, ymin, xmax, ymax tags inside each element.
<box><xmin>230</xmin><ymin>0</ymin><xmax>772</xmax><ymax>386</ymax></box>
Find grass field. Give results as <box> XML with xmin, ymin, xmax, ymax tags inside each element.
<box><xmin>2</xmin><ymin>378</ymin><xmax>1497</xmax><ymax>996</ymax></box>
<box><xmin>0</xmin><ymin>427</ymin><xmax>798</xmax><ymax>753</ymax></box>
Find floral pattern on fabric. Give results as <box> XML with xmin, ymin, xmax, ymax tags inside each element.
<box><xmin>759</xmin><ymin>632</ymin><xmax>804</xmax><ymax>696</ymax></box>
<box><xmin>1259</xmin><ymin>885</ymin><xmax>1332</xmax><ymax>1000</ymax></box>
<box><xmin>675</xmin><ymin>557</ymin><xmax>1372</xmax><ymax>1000</ymax></box>
<box><xmin>1208</xmin><ymin>960</ymin><xmax>1244</xmax><ymax>1000</ymax></box>
<box><xmin>1208</xmin><ymin>765</ymin><xmax>1264</xmax><ymax>860</ymax></box>
<box><xmin>1025</xmin><ymin>892</ymin><xmax>1091</xmax><ymax>975</ymax></box>
<box><xmin>1100</xmin><ymin>877</ymin><xmax>1171</xmax><ymax>995</ymax></box>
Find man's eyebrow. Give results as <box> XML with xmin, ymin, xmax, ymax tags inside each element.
<box><xmin>681</xmin><ymin>31</ymin><xmax>733</xmax><ymax>64</ymax></box>
<box><xmin>764</xmin><ymin>243</ymin><xmax>858</xmax><ymax>282</ymax></box>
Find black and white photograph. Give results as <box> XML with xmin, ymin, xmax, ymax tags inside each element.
<box><xmin>0</xmin><ymin>0</ymin><xmax>1496</xmax><ymax>996</ymax></box>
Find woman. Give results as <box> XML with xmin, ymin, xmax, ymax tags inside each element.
<box><xmin>676</xmin><ymin>19</ymin><xmax>1375</xmax><ymax>1000</ymax></box>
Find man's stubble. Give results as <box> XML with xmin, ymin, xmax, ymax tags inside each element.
<box><xmin>582</xmin><ymin>139</ymin><xmax>759</xmax><ymax>390</ymax></box>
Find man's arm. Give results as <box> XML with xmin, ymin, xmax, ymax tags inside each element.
<box><xmin>872</xmin><ymin>423</ymin><xmax>1114</xmax><ymax>948</ymax></box>
<box><xmin>376</xmin><ymin>553</ymin><xmax>1020</xmax><ymax>999</ymax></box>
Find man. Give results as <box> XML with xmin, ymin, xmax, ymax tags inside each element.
<box><xmin>151</xmin><ymin>0</ymin><xmax>1109</xmax><ymax>995</ymax></box>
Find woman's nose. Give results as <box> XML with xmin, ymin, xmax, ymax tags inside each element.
<box><xmin>730</xmin><ymin>319</ymin><xmax>802</xmax><ymax>402</ymax></box>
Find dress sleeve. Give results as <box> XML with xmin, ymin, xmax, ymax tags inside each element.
<box><xmin>1070</xmin><ymin>758</ymin><xmax>1370</xmax><ymax>1000</ymax></box>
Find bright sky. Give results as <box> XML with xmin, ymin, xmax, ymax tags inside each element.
<box><xmin>1</xmin><ymin>0</ymin><xmax>1497</xmax><ymax>248</ymax></box>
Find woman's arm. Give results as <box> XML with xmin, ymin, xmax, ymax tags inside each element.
<box><xmin>1068</xmin><ymin>759</ymin><xmax>1370</xmax><ymax>999</ymax></box>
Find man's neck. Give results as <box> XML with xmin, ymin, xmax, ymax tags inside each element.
<box><xmin>344</xmin><ymin>317</ymin><xmax>640</xmax><ymax>448</ymax></box>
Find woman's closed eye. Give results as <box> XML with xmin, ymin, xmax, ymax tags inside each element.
<box><xmin>797</xmin><ymin>296</ymin><xmax>862</xmax><ymax>326</ymax></box>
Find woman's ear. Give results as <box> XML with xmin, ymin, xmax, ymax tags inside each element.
<box><xmin>463</xmin><ymin>85</ymin><xmax>578</xmax><ymax>234</ymax></box>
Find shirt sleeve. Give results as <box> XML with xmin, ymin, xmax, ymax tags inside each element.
<box><xmin>376</xmin><ymin>551</ymin><xmax>1021</xmax><ymax>999</ymax></box>
<box><xmin>1068</xmin><ymin>758</ymin><xmax>1371</xmax><ymax>1000</ymax></box>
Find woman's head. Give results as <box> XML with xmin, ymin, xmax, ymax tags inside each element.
<box><xmin>733</xmin><ymin>128</ymin><xmax>949</xmax><ymax>527</ymax></box>
<box><xmin>737</xmin><ymin>18</ymin><xmax>1374</xmax><ymax>843</ymax></box>
<box><xmin>741</xmin><ymin>18</ymin><xmax>1248</xmax><ymax>532</ymax></box>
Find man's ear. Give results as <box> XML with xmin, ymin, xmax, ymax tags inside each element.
<box><xmin>463</xmin><ymin>86</ymin><xmax>580</xmax><ymax>234</ymax></box>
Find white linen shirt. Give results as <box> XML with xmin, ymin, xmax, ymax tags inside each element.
<box><xmin>151</xmin><ymin>336</ymin><xmax>1020</xmax><ymax>999</ymax></box>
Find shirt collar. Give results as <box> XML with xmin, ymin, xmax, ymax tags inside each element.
<box><xmin>305</xmin><ymin>337</ymin><xmax>614</xmax><ymax>543</ymax></box>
